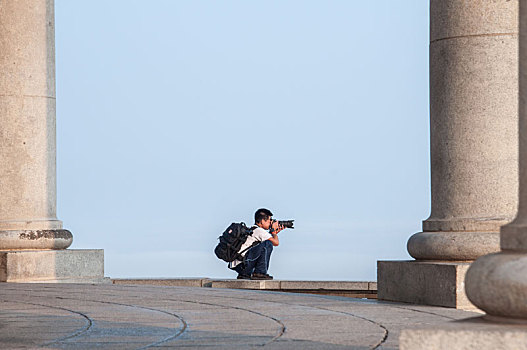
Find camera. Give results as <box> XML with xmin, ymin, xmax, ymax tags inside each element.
<box><xmin>272</xmin><ymin>219</ymin><xmax>294</xmax><ymax>229</ymax></box>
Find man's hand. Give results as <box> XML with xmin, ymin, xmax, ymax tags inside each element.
<box><xmin>268</xmin><ymin>221</ymin><xmax>281</xmax><ymax>246</ymax></box>
<box><xmin>270</xmin><ymin>220</ymin><xmax>285</xmax><ymax>234</ymax></box>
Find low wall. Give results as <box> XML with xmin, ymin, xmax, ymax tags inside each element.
<box><xmin>111</xmin><ymin>278</ymin><xmax>377</xmax><ymax>299</ymax></box>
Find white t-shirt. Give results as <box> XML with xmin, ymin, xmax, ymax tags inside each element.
<box><xmin>229</xmin><ymin>226</ymin><xmax>273</xmax><ymax>269</ymax></box>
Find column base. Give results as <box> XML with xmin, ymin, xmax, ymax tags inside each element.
<box><xmin>0</xmin><ymin>249</ymin><xmax>105</xmax><ymax>283</ymax></box>
<box><xmin>0</xmin><ymin>229</ymin><xmax>73</xmax><ymax>250</ymax></box>
<box><xmin>377</xmin><ymin>260</ymin><xmax>476</xmax><ymax>310</ymax></box>
<box><xmin>400</xmin><ymin>317</ymin><xmax>527</xmax><ymax>350</ymax></box>
<box><xmin>465</xmin><ymin>252</ymin><xmax>527</xmax><ymax>318</ymax></box>
<box><xmin>407</xmin><ymin>231</ymin><xmax>500</xmax><ymax>260</ymax></box>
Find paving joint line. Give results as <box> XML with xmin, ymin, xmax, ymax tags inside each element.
<box><xmin>166</xmin><ymin>298</ymin><xmax>286</xmax><ymax>347</ymax></box>
<box><xmin>170</xmin><ymin>293</ymin><xmax>387</xmax><ymax>348</ymax></box>
<box><xmin>242</xmin><ymin>294</ymin><xmax>467</xmax><ymax>347</ymax></box>
<box><xmin>51</xmin><ymin>296</ymin><xmax>189</xmax><ymax>350</ymax></box>
<box><xmin>387</xmin><ymin>304</ymin><xmax>459</xmax><ymax>321</ymax></box>
<box><xmin>0</xmin><ymin>285</ymin><xmax>472</xmax><ymax>349</ymax></box>
<box><xmin>0</xmin><ymin>299</ymin><xmax>94</xmax><ymax>346</ymax></box>
<box><xmin>181</xmin><ymin>291</ymin><xmax>408</xmax><ymax>349</ymax></box>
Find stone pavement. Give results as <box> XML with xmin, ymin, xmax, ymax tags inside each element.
<box><xmin>0</xmin><ymin>283</ymin><xmax>479</xmax><ymax>349</ymax></box>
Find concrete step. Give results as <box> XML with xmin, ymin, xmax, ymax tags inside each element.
<box><xmin>111</xmin><ymin>278</ymin><xmax>377</xmax><ymax>298</ymax></box>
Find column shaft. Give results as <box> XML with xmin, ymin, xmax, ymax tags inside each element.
<box><xmin>0</xmin><ymin>0</ymin><xmax>71</xmax><ymax>249</ymax></box>
<box><xmin>408</xmin><ymin>0</ymin><xmax>518</xmax><ymax>260</ymax></box>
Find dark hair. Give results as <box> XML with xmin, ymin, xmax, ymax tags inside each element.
<box><xmin>254</xmin><ymin>208</ymin><xmax>273</xmax><ymax>224</ymax></box>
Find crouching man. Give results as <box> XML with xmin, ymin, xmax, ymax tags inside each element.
<box><xmin>229</xmin><ymin>208</ymin><xmax>284</xmax><ymax>280</ymax></box>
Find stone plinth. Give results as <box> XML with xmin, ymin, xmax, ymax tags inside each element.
<box><xmin>0</xmin><ymin>249</ymin><xmax>104</xmax><ymax>283</ymax></box>
<box><xmin>400</xmin><ymin>317</ymin><xmax>527</xmax><ymax>350</ymax></box>
<box><xmin>378</xmin><ymin>261</ymin><xmax>475</xmax><ymax>310</ymax></box>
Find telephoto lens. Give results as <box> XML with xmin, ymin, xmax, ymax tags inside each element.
<box><xmin>278</xmin><ymin>220</ymin><xmax>294</xmax><ymax>229</ymax></box>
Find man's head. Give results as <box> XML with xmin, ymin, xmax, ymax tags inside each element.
<box><xmin>254</xmin><ymin>208</ymin><xmax>273</xmax><ymax>229</ymax></box>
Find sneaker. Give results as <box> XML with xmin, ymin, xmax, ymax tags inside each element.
<box><xmin>251</xmin><ymin>273</ymin><xmax>273</xmax><ymax>280</ymax></box>
<box><xmin>237</xmin><ymin>274</ymin><xmax>251</xmax><ymax>280</ymax></box>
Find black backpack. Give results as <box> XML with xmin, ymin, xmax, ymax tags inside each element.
<box><xmin>214</xmin><ymin>222</ymin><xmax>255</xmax><ymax>262</ymax></box>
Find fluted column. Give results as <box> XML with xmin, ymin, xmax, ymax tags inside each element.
<box><xmin>0</xmin><ymin>0</ymin><xmax>72</xmax><ymax>249</ymax></box>
<box><xmin>465</xmin><ymin>0</ymin><xmax>527</xmax><ymax>319</ymax></box>
<box><xmin>407</xmin><ymin>0</ymin><xmax>518</xmax><ymax>260</ymax></box>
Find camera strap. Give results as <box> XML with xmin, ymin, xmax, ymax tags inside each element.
<box><xmin>237</xmin><ymin>226</ymin><xmax>257</xmax><ymax>258</ymax></box>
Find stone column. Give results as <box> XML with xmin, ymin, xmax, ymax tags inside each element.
<box><xmin>465</xmin><ymin>0</ymin><xmax>527</xmax><ymax>319</ymax></box>
<box><xmin>378</xmin><ymin>0</ymin><xmax>518</xmax><ymax>309</ymax></box>
<box><xmin>0</xmin><ymin>0</ymin><xmax>72</xmax><ymax>249</ymax></box>
<box><xmin>0</xmin><ymin>0</ymin><xmax>104</xmax><ymax>283</ymax></box>
<box><xmin>401</xmin><ymin>4</ymin><xmax>527</xmax><ymax>346</ymax></box>
<box><xmin>408</xmin><ymin>0</ymin><xmax>519</xmax><ymax>261</ymax></box>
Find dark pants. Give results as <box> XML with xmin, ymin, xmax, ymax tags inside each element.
<box><xmin>234</xmin><ymin>240</ymin><xmax>273</xmax><ymax>276</ymax></box>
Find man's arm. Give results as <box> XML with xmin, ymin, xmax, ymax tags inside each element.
<box><xmin>268</xmin><ymin>233</ymin><xmax>279</xmax><ymax>246</ymax></box>
<box><xmin>267</xmin><ymin>221</ymin><xmax>284</xmax><ymax>246</ymax></box>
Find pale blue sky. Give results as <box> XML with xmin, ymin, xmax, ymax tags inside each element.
<box><xmin>55</xmin><ymin>0</ymin><xmax>430</xmax><ymax>280</ymax></box>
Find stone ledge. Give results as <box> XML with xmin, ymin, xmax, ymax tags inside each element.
<box><xmin>400</xmin><ymin>317</ymin><xmax>527</xmax><ymax>350</ymax></box>
<box><xmin>22</xmin><ymin>276</ymin><xmax>112</xmax><ymax>284</ymax></box>
<box><xmin>280</xmin><ymin>280</ymin><xmax>369</xmax><ymax>290</ymax></box>
<box><xmin>112</xmin><ymin>278</ymin><xmax>212</xmax><ymax>287</ymax></box>
<box><xmin>210</xmin><ymin>279</ymin><xmax>281</xmax><ymax>290</ymax></box>
<box><xmin>111</xmin><ymin>278</ymin><xmax>377</xmax><ymax>298</ymax></box>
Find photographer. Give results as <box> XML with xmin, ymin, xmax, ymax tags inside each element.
<box><xmin>229</xmin><ymin>208</ymin><xmax>285</xmax><ymax>280</ymax></box>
